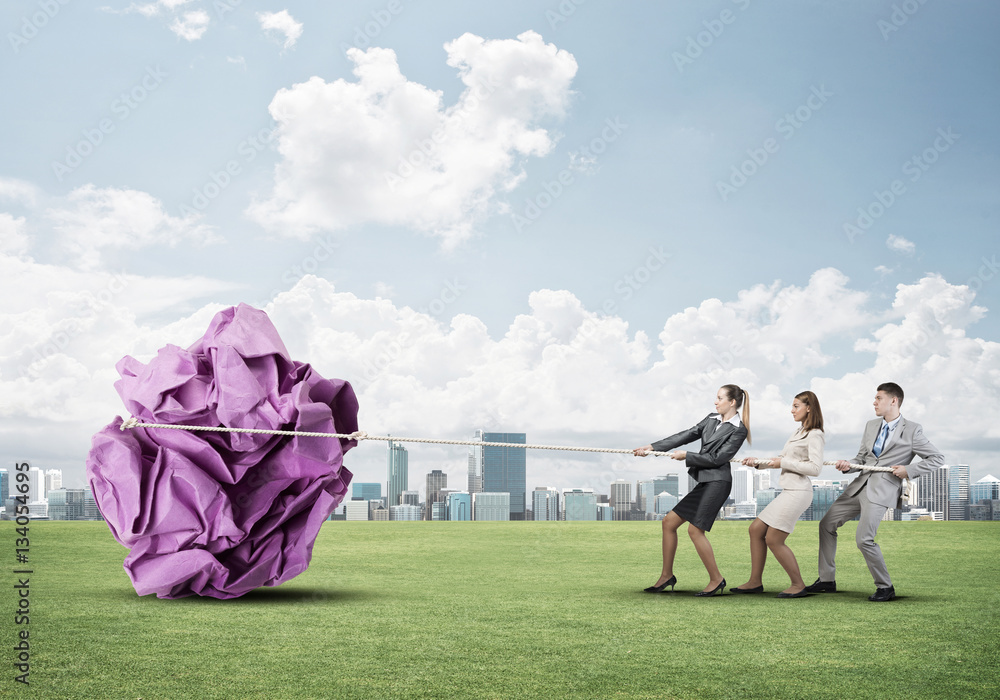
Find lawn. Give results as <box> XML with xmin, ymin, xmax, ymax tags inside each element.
<box><xmin>1</xmin><ymin>520</ymin><xmax>998</xmax><ymax>699</ymax></box>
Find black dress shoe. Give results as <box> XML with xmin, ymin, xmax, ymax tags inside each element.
<box><xmin>868</xmin><ymin>586</ymin><xmax>896</xmax><ymax>602</ymax></box>
<box><xmin>643</xmin><ymin>575</ymin><xmax>676</xmax><ymax>593</ymax></box>
<box><xmin>695</xmin><ymin>578</ymin><xmax>726</xmax><ymax>597</ymax></box>
<box><xmin>804</xmin><ymin>578</ymin><xmax>837</xmax><ymax>593</ymax></box>
<box><xmin>776</xmin><ymin>589</ymin><xmax>811</xmax><ymax>598</ymax></box>
<box><xmin>730</xmin><ymin>585</ymin><xmax>764</xmax><ymax>594</ymax></box>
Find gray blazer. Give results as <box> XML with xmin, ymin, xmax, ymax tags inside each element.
<box><xmin>650</xmin><ymin>414</ymin><xmax>748</xmax><ymax>483</ymax></box>
<box><xmin>843</xmin><ymin>416</ymin><xmax>944</xmax><ymax>508</ymax></box>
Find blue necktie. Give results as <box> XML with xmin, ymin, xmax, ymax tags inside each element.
<box><xmin>872</xmin><ymin>423</ymin><xmax>890</xmax><ymax>457</ymax></box>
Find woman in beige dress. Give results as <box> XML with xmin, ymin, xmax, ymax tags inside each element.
<box><xmin>731</xmin><ymin>391</ymin><xmax>824</xmax><ymax>598</ymax></box>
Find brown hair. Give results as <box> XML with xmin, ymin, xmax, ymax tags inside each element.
<box><xmin>877</xmin><ymin>382</ymin><xmax>904</xmax><ymax>407</ymax></box>
<box><xmin>721</xmin><ymin>384</ymin><xmax>751</xmax><ymax>445</ymax></box>
<box><xmin>794</xmin><ymin>390</ymin><xmax>824</xmax><ymax>432</ymax></box>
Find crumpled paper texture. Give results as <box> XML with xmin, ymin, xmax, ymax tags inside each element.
<box><xmin>86</xmin><ymin>304</ymin><xmax>358</xmax><ymax>599</ymax></box>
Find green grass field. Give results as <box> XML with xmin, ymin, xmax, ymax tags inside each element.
<box><xmin>1</xmin><ymin>520</ymin><xmax>998</xmax><ymax>699</ymax></box>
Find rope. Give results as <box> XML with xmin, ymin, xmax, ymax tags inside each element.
<box><xmin>117</xmin><ymin>417</ymin><xmax>896</xmax><ymax>471</ymax></box>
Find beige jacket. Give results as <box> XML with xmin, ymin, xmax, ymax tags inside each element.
<box><xmin>775</xmin><ymin>428</ymin><xmax>825</xmax><ymax>490</ymax></box>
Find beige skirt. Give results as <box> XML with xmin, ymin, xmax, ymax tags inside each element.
<box><xmin>758</xmin><ymin>489</ymin><xmax>812</xmax><ymax>533</ymax></box>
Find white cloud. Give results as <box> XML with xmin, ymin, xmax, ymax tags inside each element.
<box><xmin>247</xmin><ymin>31</ymin><xmax>578</xmax><ymax>248</ymax></box>
<box><xmin>887</xmin><ymin>233</ymin><xmax>916</xmax><ymax>255</ymax></box>
<box><xmin>105</xmin><ymin>1</ymin><xmax>209</xmax><ymax>40</ymax></box>
<box><xmin>257</xmin><ymin>10</ymin><xmax>303</xmax><ymax>50</ymax></box>
<box><xmin>169</xmin><ymin>9</ymin><xmax>210</xmax><ymax>41</ymax></box>
<box><xmin>0</xmin><ymin>214</ymin><xmax>30</xmax><ymax>256</ymax></box>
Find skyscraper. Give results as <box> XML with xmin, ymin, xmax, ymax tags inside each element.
<box><xmin>44</xmin><ymin>469</ymin><xmax>63</xmax><ymax>495</ymax></box>
<box><xmin>532</xmin><ymin>487</ymin><xmax>560</xmax><ymax>521</ymax></box>
<box><xmin>387</xmin><ymin>440</ymin><xmax>409</xmax><ymax>516</ymax></box>
<box><xmin>28</xmin><ymin>468</ymin><xmax>43</xmax><ymax>503</ymax></box>
<box><xmin>753</xmin><ymin>469</ymin><xmax>771</xmax><ymax>493</ymax></box>
<box><xmin>425</xmin><ymin>469</ymin><xmax>448</xmax><ymax>520</ymax></box>
<box><xmin>468</xmin><ymin>429</ymin><xmax>484</xmax><ymax>494</ymax></box>
<box><xmin>0</xmin><ymin>469</ymin><xmax>8</xmax><ymax>502</ymax></box>
<box><xmin>609</xmin><ymin>480</ymin><xmax>632</xmax><ymax>520</ymax></box>
<box><xmin>731</xmin><ymin>466</ymin><xmax>754</xmax><ymax>504</ymax></box>
<box><xmin>947</xmin><ymin>464</ymin><xmax>970</xmax><ymax>521</ymax></box>
<box><xmin>482</xmin><ymin>432</ymin><xmax>527</xmax><ymax>520</ymax></box>
<box><xmin>918</xmin><ymin>465</ymin><xmax>950</xmax><ymax>519</ymax></box>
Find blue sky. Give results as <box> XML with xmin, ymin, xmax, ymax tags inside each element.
<box><xmin>3</xmin><ymin>0</ymin><xmax>998</xmax><ymax>497</ymax></box>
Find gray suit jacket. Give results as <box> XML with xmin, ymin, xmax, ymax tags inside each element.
<box><xmin>843</xmin><ymin>416</ymin><xmax>944</xmax><ymax>508</ymax></box>
<box><xmin>650</xmin><ymin>414</ymin><xmax>748</xmax><ymax>483</ymax></box>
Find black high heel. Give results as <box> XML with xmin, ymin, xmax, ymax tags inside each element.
<box><xmin>694</xmin><ymin>578</ymin><xmax>726</xmax><ymax>597</ymax></box>
<box><xmin>643</xmin><ymin>575</ymin><xmax>676</xmax><ymax>593</ymax></box>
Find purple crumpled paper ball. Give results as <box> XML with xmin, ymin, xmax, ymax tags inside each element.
<box><xmin>86</xmin><ymin>304</ymin><xmax>358</xmax><ymax>599</ymax></box>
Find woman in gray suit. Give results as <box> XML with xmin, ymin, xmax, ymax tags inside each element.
<box><xmin>731</xmin><ymin>391</ymin><xmax>824</xmax><ymax>598</ymax></box>
<box><xmin>634</xmin><ymin>384</ymin><xmax>750</xmax><ymax>596</ymax></box>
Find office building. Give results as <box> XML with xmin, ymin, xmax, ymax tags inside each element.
<box><xmin>532</xmin><ymin>487</ymin><xmax>560</xmax><ymax>521</ymax></box>
<box><xmin>609</xmin><ymin>480</ymin><xmax>632</xmax><ymax>521</ymax></box>
<box><xmin>44</xmin><ymin>469</ymin><xmax>63</xmax><ymax>495</ymax></box>
<box><xmin>805</xmin><ymin>482</ymin><xmax>842</xmax><ymax>521</ymax></box>
<box><xmin>970</xmin><ymin>500</ymin><xmax>1000</xmax><ymax>521</ymax></box>
<box><xmin>431</xmin><ymin>501</ymin><xmax>448</xmax><ymax>520</ymax></box>
<box><xmin>654</xmin><ymin>491</ymin><xmax>678</xmax><ymax>515</ymax></box>
<box><xmin>372</xmin><ymin>506</ymin><xmax>389</xmax><ymax>521</ymax></box>
<box><xmin>425</xmin><ymin>470</ymin><xmax>448</xmax><ymax>521</ymax></box>
<box><xmin>28</xmin><ymin>467</ymin><xmax>43</xmax><ymax>503</ymax></box>
<box><xmin>402</xmin><ymin>490</ymin><xmax>420</xmax><ymax>506</ymax></box>
<box><xmin>390</xmin><ymin>504</ymin><xmax>421</xmax><ymax>521</ymax></box>
<box><xmin>731</xmin><ymin>466</ymin><xmax>754</xmax><ymax>504</ymax></box>
<box><xmin>482</xmin><ymin>432</ymin><xmax>527</xmax><ymax>520</ymax></box>
<box><xmin>596</xmin><ymin>503</ymin><xmax>613</xmax><ymax>521</ymax></box>
<box><xmin>344</xmin><ymin>500</ymin><xmax>370</xmax><ymax>521</ymax></box>
<box><xmin>387</xmin><ymin>440</ymin><xmax>408</xmax><ymax>514</ymax></box>
<box><xmin>636</xmin><ymin>480</ymin><xmax>653</xmax><ymax>514</ymax></box>
<box><xmin>473</xmin><ymin>492</ymin><xmax>510</xmax><ymax>521</ymax></box>
<box><xmin>448</xmin><ymin>492</ymin><xmax>472</xmax><ymax>521</ymax></box>
<box><xmin>468</xmin><ymin>429</ymin><xmax>484</xmax><ymax>494</ymax></box>
<box><xmin>753</xmin><ymin>469</ymin><xmax>771</xmax><ymax>493</ymax></box>
<box><xmin>352</xmin><ymin>483</ymin><xmax>382</xmax><ymax>501</ymax></box>
<box><xmin>971</xmin><ymin>475</ymin><xmax>1000</xmax><ymax>505</ymax></box>
<box><xmin>0</xmin><ymin>469</ymin><xmax>8</xmax><ymax>503</ymax></box>
<box><xmin>947</xmin><ymin>465</ymin><xmax>971</xmax><ymax>520</ymax></box>
<box><xmin>48</xmin><ymin>488</ymin><xmax>89</xmax><ymax>520</ymax></box>
<box><xmin>917</xmin><ymin>465</ymin><xmax>950</xmax><ymax>520</ymax></box>
<box><xmin>563</xmin><ymin>488</ymin><xmax>597</xmax><ymax>521</ymax></box>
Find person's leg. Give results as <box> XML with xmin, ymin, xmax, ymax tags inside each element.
<box><xmin>735</xmin><ymin>518</ymin><xmax>768</xmax><ymax>590</ymax></box>
<box><xmin>688</xmin><ymin>524</ymin><xmax>724</xmax><ymax>592</ymax></box>
<box><xmin>856</xmin><ymin>492</ymin><xmax>891</xmax><ymax>588</ymax></box>
<box><xmin>765</xmin><ymin>527</ymin><xmax>805</xmax><ymax>594</ymax></box>
<box><xmin>817</xmin><ymin>493</ymin><xmax>861</xmax><ymax>582</ymax></box>
<box><xmin>652</xmin><ymin>511</ymin><xmax>685</xmax><ymax>587</ymax></box>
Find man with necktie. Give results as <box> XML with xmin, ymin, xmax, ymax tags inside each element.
<box><xmin>805</xmin><ymin>382</ymin><xmax>944</xmax><ymax>601</ymax></box>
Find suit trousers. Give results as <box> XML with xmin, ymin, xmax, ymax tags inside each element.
<box><xmin>818</xmin><ymin>483</ymin><xmax>892</xmax><ymax>588</ymax></box>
